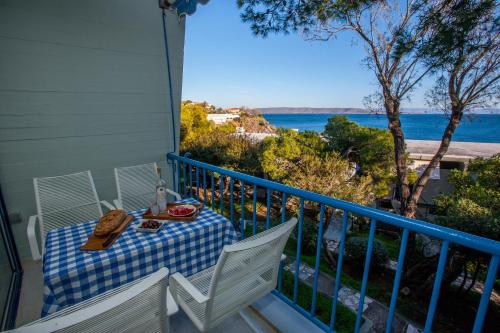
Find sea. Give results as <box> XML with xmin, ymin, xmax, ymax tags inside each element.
<box><xmin>262</xmin><ymin>114</ymin><xmax>500</xmax><ymax>143</ymax></box>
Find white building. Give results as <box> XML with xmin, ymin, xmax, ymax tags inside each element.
<box><xmin>242</xmin><ymin>132</ymin><xmax>277</xmax><ymax>142</ymax></box>
<box><xmin>207</xmin><ymin>113</ymin><xmax>240</xmax><ymax>124</ymax></box>
<box><xmin>226</xmin><ymin>108</ymin><xmax>241</xmax><ymax>114</ymax></box>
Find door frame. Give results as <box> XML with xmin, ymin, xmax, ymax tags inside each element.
<box><xmin>0</xmin><ymin>183</ymin><xmax>23</xmax><ymax>329</ymax></box>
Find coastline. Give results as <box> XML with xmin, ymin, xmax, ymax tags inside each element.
<box><xmin>258</xmin><ymin>108</ymin><xmax>500</xmax><ymax>115</ymax></box>
<box><xmin>406</xmin><ymin>140</ymin><xmax>500</xmax><ymax>160</ymax></box>
<box><xmin>262</xmin><ymin>114</ymin><xmax>500</xmax><ymax>144</ymax></box>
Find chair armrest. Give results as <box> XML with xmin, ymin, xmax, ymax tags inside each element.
<box><xmin>27</xmin><ymin>215</ymin><xmax>42</xmax><ymax>261</ymax></box>
<box><xmin>165</xmin><ymin>189</ymin><xmax>181</xmax><ymax>201</ymax></box>
<box><xmin>113</xmin><ymin>199</ymin><xmax>123</xmax><ymax>209</ymax></box>
<box><xmin>169</xmin><ymin>273</ymin><xmax>209</xmax><ymax>304</ymax></box>
<box><xmin>166</xmin><ymin>287</ymin><xmax>179</xmax><ymax>316</ymax></box>
<box><xmin>100</xmin><ymin>200</ymin><xmax>115</xmax><ymax>211</ymax></box>
<box><xmin>225</xmin><ymin>218</ymin><xmax>298</xmax><ymax>253</ymax></box>
<box><xmin>13</xmin><ymin>268</ymin><xmax>170</xmax><ymax>332</ymax></box>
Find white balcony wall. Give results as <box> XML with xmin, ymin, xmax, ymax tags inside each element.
<box><xmin>0</xmin><ymin>0</ymin><xmax>185</xmax><ymax>258</ymax></box>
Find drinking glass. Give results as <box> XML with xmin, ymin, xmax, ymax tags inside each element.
<box><xmin>150</xmin><ymin>203</ymin><xmax>160</xmax><ymax>216</ymax></box>
<box><xmin>158</xmin><ymin>199</ymin><xmax>167</xmax><ymax>213</ymax></box>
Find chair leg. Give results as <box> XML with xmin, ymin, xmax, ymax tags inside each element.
<box><xmin>165</xmin><ymin>315</ymin><xmax>170</xmax><ymax>333</ymax></box>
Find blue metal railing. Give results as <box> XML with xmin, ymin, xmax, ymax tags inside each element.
<box><xmin>167</xmin><ymin>153</ymin><xmax>500</xmax><ymax>333</ymax></box>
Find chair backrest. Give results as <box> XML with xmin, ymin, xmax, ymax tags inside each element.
<box><xmin>115</xmin><ymin>163</ymin><xmax>159</xmax><ymax>212</ymax></box>
<box><xmin>205</xmin><ymin>218</ymin><xmax>298</xmax><ymax>328</ymax></box>
<box><xmin>34</xmin><ymin>171</ymin><xmax>103</xmax><ymax>244</ymax></box>
<box><xmin>10</xmin><ymin>267</ymin><xmax>169</xmax><ymax>333</ymax></box>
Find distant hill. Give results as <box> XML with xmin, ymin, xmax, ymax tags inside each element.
<box><xmin>257</xmin><ymin>107</ymin><xmax>500</xmax><ymax>115</ymax></box>
<box><xmin>258</xmin><ymin>107</ymin><xmax>366</xmax><ymax>114</ymax></box>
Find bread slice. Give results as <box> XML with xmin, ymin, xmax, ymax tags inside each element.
<box><xmin>94</xmin><ymin>210</ymin><xmax>127</xmax><ymax>237</ymax></box>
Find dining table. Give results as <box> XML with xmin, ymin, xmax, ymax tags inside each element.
<box><xmin>41</xmin><ymin>198</ymin><xmax>238</xmax><ymax>316</ymax></box>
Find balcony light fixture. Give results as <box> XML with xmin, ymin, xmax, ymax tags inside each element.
<box><xmin>159</xmin><ymin>0</ymin><xmax>210</xmax><ymax>16</ymax></box>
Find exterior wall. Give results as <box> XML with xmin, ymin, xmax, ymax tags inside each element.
<box><xmin>0</xmin><ymin>0</ymin><xmax>185</xmax><ymax>258</ymax></box>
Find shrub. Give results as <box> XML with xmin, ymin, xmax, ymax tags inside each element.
<box><xmin>433</xmin><ymin>154</ymin><xmax>500</xmax><ymax>241</ymax></box>
<box><xmin>291</xmin><ymin>218</ymin><xmax>318</xmax><ymax>256</ymax></box>
<box><xmin>345</xmin><ymin>236</ymin><xmax>389</xmax><ymax>271</ymax></box>
<box><xmin>182</xmin><ymin>130</ymin><xmax>263</xmax><ymax>176</ymax></box>
<box><xmin>323</xmin><ymin>116</ymin><xmax>395</xmax><ymax>197</ymax></box>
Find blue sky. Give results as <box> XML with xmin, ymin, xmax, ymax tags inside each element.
<box><xmin>182</xmin><ymin>1</ymin><xmax>431</xmax><ymax>109</ymax></box>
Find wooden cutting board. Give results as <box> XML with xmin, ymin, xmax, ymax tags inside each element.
<box><xmin>80</xmin><ymin>215</ymin><xmax>135</xmax><ymax>251</ymax></box>
<box><xmin>142</xmin><ymin>203</ymin><xmax>203</xmax><ymax>221</ymax></box>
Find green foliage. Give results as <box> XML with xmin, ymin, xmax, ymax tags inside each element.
<box><xmin>182</xmin><ymin>130</ymin><xmax>263</xmax><ymax>176</ymax></box>
<box><xmin>434</xmin><ymin>154</ymin><xmax>500</xmax><ymax>240</ymax></box>
<box><xmin>290</xmin><ymin>217</ymin><xmax>318</xmax><ymax>256</ymax></box>
<box><xmin>467</xmin><ymin>154</ymin><xmax>500</xmax><ymax>189</ymax></box>
<box><xmin>421</xmin><ymin>0</ymin><xmax>499</xmax><ymax>113</ymax></box>
<box><xmin>262</xmin><ymin>129</ymin><xmax>327</xmax><ymax>181</ymax></box>
<box><xmin>287</xmin><ymin>153</ymin><xmax>376</xmax><ymax>205</ymax></box>
<box><xmin>180</xmin><ymin>103</ymin><xmax>214</xmax><ymax>147</ymax></box>
<box><xmin>323</xmin><ymin>116</ymin><xmax>395</xmax><ymax>196</ymax></box>
<box><xmin>180</xmin><ymin>103</ymin><xmax>401</xmax><ymax>211</ymax></box>
<box><xmin>237</xmin><ymin>0</ymin><xmax>497</xmax><ymax>220</ymax></box>
<box><xmin>262</xmin><ymin>128</ymin><xmax>376</xmax><ymax>206</ymax></box>
<box><xmin>216</xmin><ymin>122</ymin><xmax>237</xmax><ymax>134</ymax></box>
<box><xmin>181</xmin><ymin>104</ymin><xmax>390</xmax><ymax>207</ymax></box>
<box><xmin>351</xmin><ymin>231</ymin><xmax>401</xmax><ymax>260</ymax></box>
<box><xmin>419</xmin><ymin>0</ymin><xmax>497</xmax><ymax>67</ymax></box>
<box><xmin>237</xmin><ymin>0</ymin><xmax>379</xmax><ymax>38</ymax></box>
<box><xmin>345</xmin><ymin>236</ymin><xmax>389</xmax><ymax>271</ymax></box>
<box><xmin>180</xmin><ymin>103</ymin><xmax>262</xmax><ymax>175</ymax></box>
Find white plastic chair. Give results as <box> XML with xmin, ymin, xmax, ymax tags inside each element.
<box><xmin>7</xmin><ymin>267</ymin><xmax>178</xmax><ymax>333</ymax></box>
<box><xmin>27</xmin><ymin>171</ymin><xmax>114</xmax><ymax>260</ymax></box>
<box><xmin>169</xmin><ymin>217</ymin><xmax>298</xmax><ymax>332</ymax></box>
<box><xmin>113</xmin><ymin>163</ymin><xmax>181</xmax><ymax>212</ymax></box>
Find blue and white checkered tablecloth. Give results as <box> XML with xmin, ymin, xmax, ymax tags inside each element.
<box><xmin>42</xmin><ymin>198</ymin><xmax>238</xmax><ymax>316</ymax></box>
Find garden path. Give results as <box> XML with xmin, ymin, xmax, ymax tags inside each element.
<box><xmin>285</xmin><ymin>260</ymin><xmax>422</xmax><ymax>333</ymax></box>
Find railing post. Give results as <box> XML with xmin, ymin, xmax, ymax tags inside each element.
<box><xmin>202</xmin><ymin>168</ymin><xmax>207</xmax><ymax>205</ymax></box>
<box><xmin>176</xmin><ymin>159</ymin><xmax>181</xmax><ymax>196</ymax></box>
<box><xmin>182</xmin><ymin>162</ymin><xmax>187</xmax><ymax>197</ymax></box>
<box><xmin>278</xmin><ymin>192</ymin><xmax>287</xmax><ymax>293</ymax></box>
<box><xmin>330</xmin><ymin>210</ymin><xmax>349</xmax><ymax>331</ymax></box>
<box><xmin>169</xmin><ymin>156</ymin><xmax>177</xmax><ymax>193</ymax></box>
<box><xmin>423</xmin><ymin>240</ymin><xmax>449</xmax><ymax>333</ymax></box>
<box><xmin>310</xmin><ymin>204</ymin><xmax>325</xmax><ymax>316</ymax></box>
<box><xmin>182</xmin><ymin>153</ymin><xmax>192</xmax><ymax>198</ymax></box>
<box><xmin>230</xmin><ymin>178</ymin><xmax>234</xmax><ymax>226</ymax></box>
<box><xmin>211</xmin><ymin>172</ymin><xmax>215</xmax><ymax>211</ymax></box>
<box><xmin>195</xmin><ymin>167</ymin><xmax>199</xmax><ymax>201</ymax></box>
<box><xmin>293</xmin><ymin>198</ymin><xmax>305</xmax><ymax>303</ymax></box>
<box><xmin>240</xmin><ymin>180</ymin><xmax>245</xmax><ymax>240</ymax></box>
<box><xmin>281</xmin><ymin>193</ymin><xmax>287</xmax><ymax>224</ymax></box>
<box><xmin>472</xmin><ymin>255</ymin><xmax>499</xmax><ymax>333</ymax></box>
<box><xmin>252</xmin><ymin>184</ymin><xmax>257</xmax><ymax>235</ymax></box>
<box><xmin>219</xmin><ymin>175</ymin><xmax>224</xmax><ymax>215</ymax></box>
<box><xmin>385</xmin><ymin>228</ymin><xmax>410</xmax><ymax>333</ymax></box>
<box><xmin>266</xmin><ymin>188</ymin><xmax>271</xmax><ymax>230</ymax></box>
<box><xmin>188</xmin><ymin>165</ymin><xmax>193</xmax><ymax>197</ymax></box>
<box><xmin>354</xmin><ymin>219</ymin><xmax>377</xmax><ymax>333</ymax></box>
